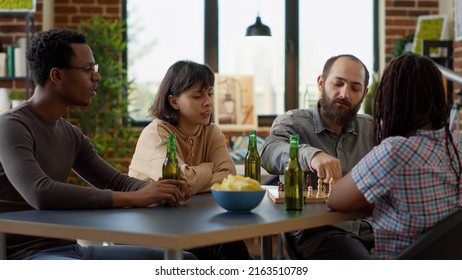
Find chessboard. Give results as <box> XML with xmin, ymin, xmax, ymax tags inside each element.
<box><xmin>266</xmin><ymin>189</ymin><xmax>327</xmax><ymax>204</ymax></box>
<box><xmin>267</xmin><ymin>178</ymin><xmax>334</xmax><ymax>204</ymax></box>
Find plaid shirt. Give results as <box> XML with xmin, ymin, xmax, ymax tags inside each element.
<box><xmin>352</xmin><ymin>128</ymin><xmax>462</xmax><ymax>259</ymax></box>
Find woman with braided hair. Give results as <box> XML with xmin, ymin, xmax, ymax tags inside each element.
<box><xmin>327</xmin><ymin>53</ymin><xmax>462</xmax><ymax>259</ymax></box>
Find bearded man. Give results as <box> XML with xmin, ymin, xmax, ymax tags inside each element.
<box><xmin>261</xmin><ymin>54</ymin><xmax>374</xmax><ymax>259</ymax></box>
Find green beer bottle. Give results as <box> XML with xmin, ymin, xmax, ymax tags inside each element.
<box><xmin>244</xmin><ymin>130</ymin><xmax>261</xmax><ymax>182</ymax></box>
<box><xmin>161</xmin><ymin>134</ymin><xmax>181</xmax><ymax>206</ymax></box>
<box><xmin>284</xmin><ymin>135</ymin><xmax>304</xmax><ymax>210</ymax></box>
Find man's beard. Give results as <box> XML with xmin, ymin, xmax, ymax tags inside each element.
<box><xmin>318</xmin><ymin>88</ymin><xmax>363</xmax><ymax>127</ymax></box>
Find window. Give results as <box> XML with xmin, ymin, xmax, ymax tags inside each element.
<box><xmin>219</xmin><ymin>0</ymin><xmax>285</xmax><ymax>116</ymax></box>
<box><xmin>126</xmin><ymin>0</ymin><xmax>204</xmax><ymax>122</ymax></box>
<box><xmin>124</xmin><ymin>0</ymin><xmax>376</xmax><ymax>123</ymax></box>
<box><xmin>299</xmin><ymin>0</ymin><xmax>374</xmax><ymax>109</ymax></box>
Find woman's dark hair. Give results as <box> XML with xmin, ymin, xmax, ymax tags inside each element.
<box><xmin>374</xmin><ymin>53</ymin><xmax>461</xmax><ymax>181</ymax></box>
<box><xmin>149</xmin><ymin>60</ymin><xmax>215</xmax><ymax>125</ymax></box>
<box><xmin>26</xmin><ymin>28</ymin><xmax>87</xmax><ymax>86</ymax></box>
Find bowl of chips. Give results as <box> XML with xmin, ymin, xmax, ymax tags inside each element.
<box><xmin>211</xmin><ymin>174</ymin><xmax>266</xmax><ymax>212</ymax></box>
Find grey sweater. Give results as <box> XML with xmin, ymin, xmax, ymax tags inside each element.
<box><xmin>0</xmin><ymin>102</ymin><xmax>147</xmax><ymax>259</ymax></box>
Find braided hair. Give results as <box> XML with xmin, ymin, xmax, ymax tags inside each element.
<box><xmin>374</xmin><ymin>53</ymin><xmax>461</xmax><ymax>181</ymax></box>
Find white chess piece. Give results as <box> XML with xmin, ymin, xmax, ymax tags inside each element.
<box><xmin>327</xmin><ymin>177</ymin><xmax>334</xmax><ymax>197</ymax></box>
<box><xmin>307</xmin><ymin>186</ymin><xmax>313</xmax><ymax>198</ymax></box>
<box><xmin>316</xmin><ymin>179</ymin><xmax>324</xmax><ymax>199</ymax></box>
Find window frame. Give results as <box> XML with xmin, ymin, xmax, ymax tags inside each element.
<box><xmin>123</xmin><ymin>0</ymin><xmax>379</xmax><ymax>126</ymax></box>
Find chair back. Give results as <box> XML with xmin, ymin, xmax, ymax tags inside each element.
<box><xmin>397</xmin><ymin>209</ymin><xmax>462</xmax><ymax>259</ymax></box>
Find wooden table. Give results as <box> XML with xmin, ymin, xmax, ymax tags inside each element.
<box><xmin>0</xmin><ymin>186</ymin><xmax>368</xmax><ymax>259</ymax></box>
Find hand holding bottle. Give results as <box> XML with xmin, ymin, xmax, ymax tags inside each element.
<box><xmin>151</xmin><ymin>177</ymin><xmax>192</xmax><ymax>206</ymax></box>
<box><xmin>180</xmin><ymin>177</ymin><xmax>193</xmax><ymax>201</ymax></box>
<box><xmin>112</xmin><ymin>179</ymin><xmax>187</xmax><ymax>208</ymax></box>
<box><xmin>161</xmin><ymin>134</ymin><xmax>182</xmax><ymax>206</ymax></box>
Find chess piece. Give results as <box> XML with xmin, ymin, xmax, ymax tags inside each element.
<box><xmin>278</xmin><ymin>181</ymin><xmax>284</xmax><ymax>192</ymax></box>
<box><xmin>327</xmin><ymin>177</ymin><xmax>334</xmax><ymax>197</ymax></box>
<box><xmin>305</xmin><ymin>174</ymin><xmax>311</xmax><ymax>192</ymax></box>
<box><xmin>316</xmin><ymin>178</ymin><xmax>325</xmax><ymax>199</ymax></box>
<box><xmin>307</xmin><ymin>186</ymin><xmax>313</xmax><ymax>198</ymax></box>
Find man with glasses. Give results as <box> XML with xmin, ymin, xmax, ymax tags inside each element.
<box><xmin>0</xmin><ymin>28</ymin><xmax>196</xmax><ymax>260</ymax></box>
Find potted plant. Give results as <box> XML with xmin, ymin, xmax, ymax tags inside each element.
<box><xmin>9</xmin><ymin>91</ymin><xmax>25</xmax><ymax>108</ymax></box>
<box><xmin>68</xmin><ymin>16</ymin><xmax>139</xmax><ymax>172</ymax></box>
<box><xmin>363</xmin><ymin>72</ymin><xmax>378</xmax><ymax>116</ymax></box>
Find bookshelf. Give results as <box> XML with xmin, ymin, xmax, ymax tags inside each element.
<box><xmin>0</xmin><ymin>11</ymin><xmax>34</xmax><ymax>100</ymax></box>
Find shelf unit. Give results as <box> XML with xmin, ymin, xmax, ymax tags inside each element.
<box><xmin>0</xmin><ymin>11</ymin><xmax>34</xmax><ymax>99</ymax></box>
<box><xmin>422</xmin><ymin>40</ymin><xmax>454</xmax><ymax>106</ymax></box>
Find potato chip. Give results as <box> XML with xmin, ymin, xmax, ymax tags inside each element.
<box><xmin>210</xmin><ymin>174</ymin><xmax>263</xmax><ymax>191</ymax></box>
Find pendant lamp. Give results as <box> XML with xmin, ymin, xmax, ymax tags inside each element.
<box><xmin>245</xmin><ymin>15</ymin><xmax>271</xmax><ymax>37</ymax></box>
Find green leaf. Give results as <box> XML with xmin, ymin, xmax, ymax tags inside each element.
<box><xmin>67</xmin><ymin>16</ymin><xmax>137</xmax><ymax>171</ymax></box>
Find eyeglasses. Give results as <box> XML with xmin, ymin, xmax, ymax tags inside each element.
<box><xmin>66</xmin><ymin>64</ymin><xmax>99</xmax><ymax>76</ymax></box>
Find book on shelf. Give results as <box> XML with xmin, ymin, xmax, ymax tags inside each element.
<box><xmin>0</xmin><ymin>52</ymin><xmax>6</xmax><ymax>77</ymax></box>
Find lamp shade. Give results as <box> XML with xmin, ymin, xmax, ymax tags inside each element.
<box><xmin>245</xmin><ymin>16</ymin><xmax>271</xmax><ymax>37</ymax></box>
